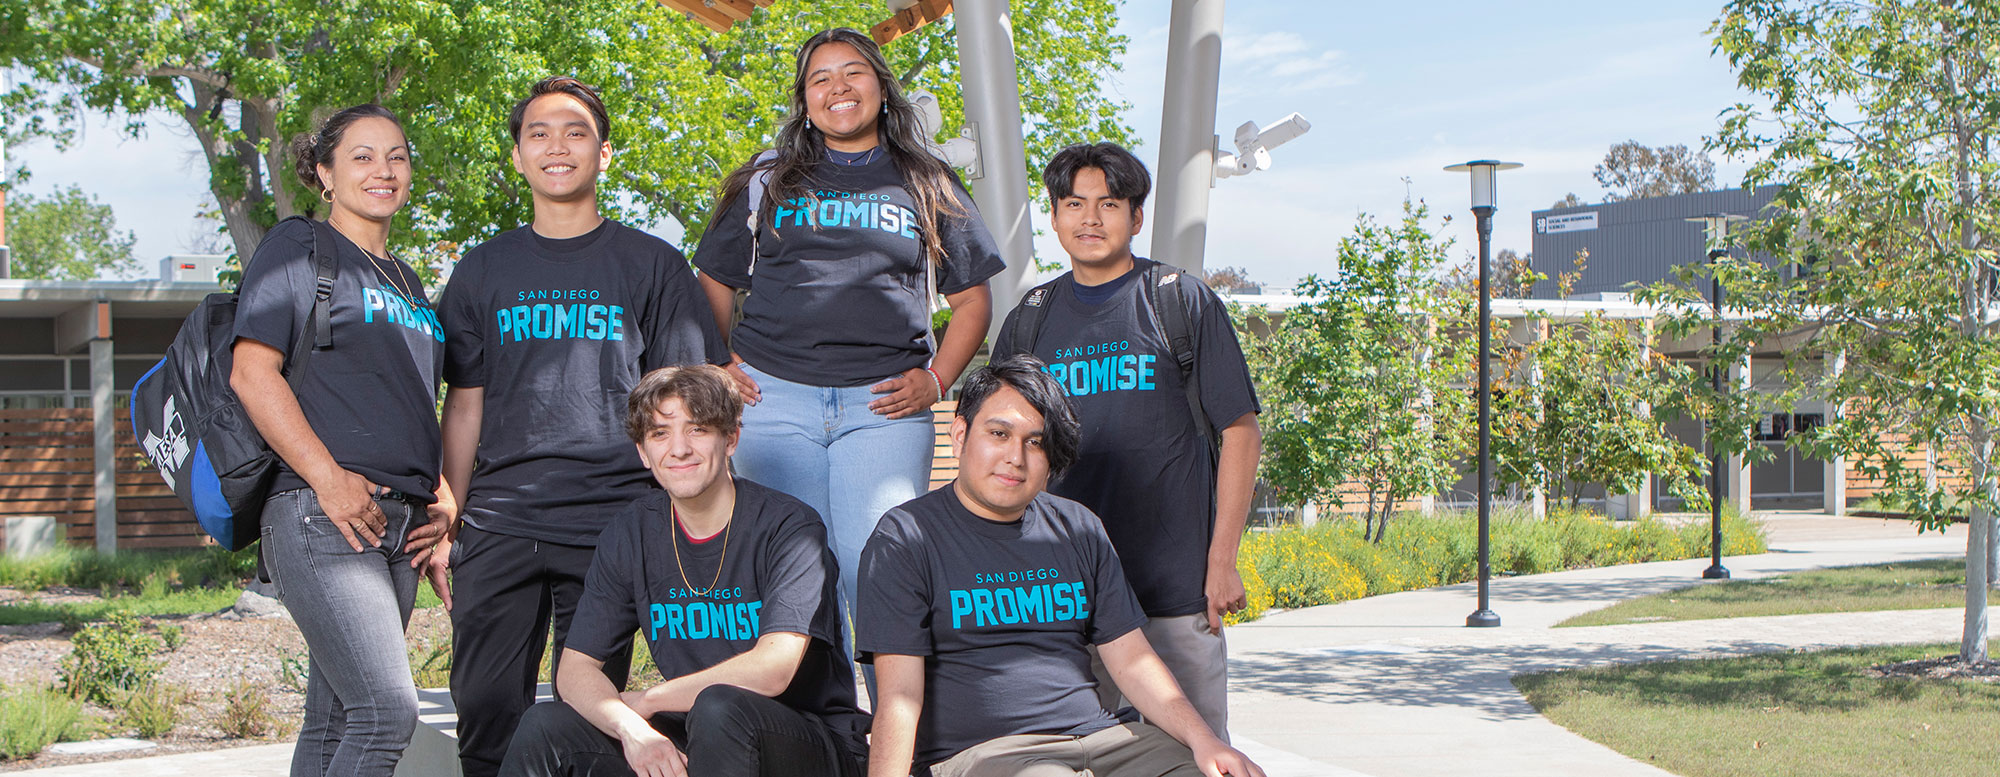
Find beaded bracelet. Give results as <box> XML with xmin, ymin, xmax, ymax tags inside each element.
<box><xmin>924</xmin><ymin>366</ymin><xmax>945</xmax><ymax>401</ymax></box>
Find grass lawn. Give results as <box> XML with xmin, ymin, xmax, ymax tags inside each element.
<box><xmin>0</xmin><ymin>562</ymin><xmax>451</xmax><ymax>626</ymax></box>
<box><xmin>1514</xmin><ymin>642</ymin><xmax>2000</xmax><ymax>777</ymax></box>
<box><xmin>1558</xmin><ymin>559</ymin><xmax>1966</xmax><ymax>628</ymax></box>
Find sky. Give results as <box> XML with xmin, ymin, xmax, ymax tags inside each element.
<box><xmin>4</xmin><ymin>0</ymin><xmax>1755</xmax><ymax>289</ymax></box>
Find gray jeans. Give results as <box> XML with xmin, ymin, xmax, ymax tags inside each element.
<box><xmin>261</xmin><ymin>488</ymin><xmax>424</xmax><ymax>777</ymax></box>
<box><xmin>1089</xmin><ymin>614</ymin><xmax>1230</xmax><ymax>743</ymax></box>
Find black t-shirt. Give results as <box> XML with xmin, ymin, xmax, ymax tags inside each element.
<box><xmin>566</xmin><ymin>479</ymin><xmax>867</xmax><ymax>749</ymax></box>
<box><xmin>439</xmin><ymin>220</ymin><xmax>727</xmax><ymax>544</ymax></box>
<box><xmin>992</xmin><ymin>258</ymin><xmax>1261</xmax><ymax>616</ymax></box>
<box><xmin>855</xmin><ymin>487</ymin><xmax>1147</xmax><ymax>769</ymax></box>
<box><xmin>690</xmin><ymin>154</ymin><xmax>1007</xmax><ymax>387</ymax></box>
<box><xmin>233</xmin><ymin>218</ymin><xmax>445</xmax><ymax>501</ymax></box>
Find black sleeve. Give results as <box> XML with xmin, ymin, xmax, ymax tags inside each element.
<box><xmin>565</xmin><ymin>512</ymin><xmax>643</xmax><ymax>663</ymax></box>
<box><xmin>439</xmin><ymin>249</ymin><xmax>487</xmax><ymax>388</ymax></box>
<box><xmin>644</xmin><ymin>240</ymin><xmax>731</xmax><ymax>370</ymax></box>
<box><xmin>1077</xmin><ymin>511</ymin><xmax>1148</xmax><ymax>646</ymax></box>
<box><xmin>689</xmin><ymin>180</ymin><xmax>756</xmax><ymax>290</ymax></box>
<box><xmin>934</xmin><ymin>178</ymin><xmax>1007</xmax><ymax>295</ymax></box>
<box><xmin>854</xmin><ymin>515</ymin><xmax>936</xmax><ymax>660</ymax></box>
<box><xmin>990</xmin><ymin>303</ymin><xmax>1020</xmax><ymax>357</ymax></box>
<box><xmin>232</xmin><ymin>219</ymin><xmax>314</xmax><ymax>353</ymax></box>
<box><xmin>755</xmin><ymin>506</ymin><xmax>835</xmax><ymax>640</ymax></box>
<box><xmin>1185</xmin><ymin>280</ymin><xmax>1261</xmax><ymax>433</ymax></box>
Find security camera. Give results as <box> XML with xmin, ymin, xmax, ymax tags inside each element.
<box><xmin>908</xmin><ymin>89</ymin><xmax>980</xmax><ymax>173</ymax></box>
<box><xmin>1215</xmin><ymin>112</ymin><xmax>1312</xmax><ymax>179</ymax></box>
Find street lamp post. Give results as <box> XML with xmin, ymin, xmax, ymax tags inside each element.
<box><xmin>1686</xmin><ymin>213</ymin><xmax>1748</xmax><ymax>580</ymax></box>
<box><xmin>1445</xmin><ymin>159</ymin><xmax>1522</xmax><ymax>628</ymax></box>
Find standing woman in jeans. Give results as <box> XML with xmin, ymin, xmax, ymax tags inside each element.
<box><xmin>691</xmin><ymin>27</ymin><xmax>1005</xmax><ymax>654</ymax></box>
<box><xmin>230</xmin><ymin>104</ymin><xmax>452</xmax><ymax>777</ymax></box>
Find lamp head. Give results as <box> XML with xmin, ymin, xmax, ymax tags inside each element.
<box><xmin>1443</xmin><ymin>159</ymin><xmax>1524</xmax><ymax>209</ymax></box>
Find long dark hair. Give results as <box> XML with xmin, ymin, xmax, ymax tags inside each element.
<box><xmin>712</xmin><ymin>27</ymin><xmax>964</xmax><ymax>264</ymax></box>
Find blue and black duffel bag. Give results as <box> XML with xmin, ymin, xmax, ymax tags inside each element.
<box><xmin>130</xmin><ymin>217</ymin><xmax>337</xmax><ymax>550</ymax></box>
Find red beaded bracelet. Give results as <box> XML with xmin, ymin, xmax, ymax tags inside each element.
<box><xmin>924</xmin><ymin>367</ymin><xmax>945</xmax><ymax>400</ymax></box>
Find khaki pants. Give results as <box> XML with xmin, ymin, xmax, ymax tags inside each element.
<box><xmin>932</xmin><ymin>723</ymin><xmax>1200</xmax><ymax>777</ymax></box>
<box><xmin>1089</xmin><ymin>614</ymin><xmax>1229</xmax><ymax>742</ymax></box>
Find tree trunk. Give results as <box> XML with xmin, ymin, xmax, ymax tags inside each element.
<box><xmin>1363</xmin><ymin>484</ymin><xmax>1379</xmax><ymax>542</ymax></box>
<box><xmin>178</xmin><ymin>80</ymin><xmax>271</xmax><ymax>262</ymax></box>
<box><xmin>1375</xmin><ymin>498</ymin><xmax>1393</xmax><ymax>543</ymax></box>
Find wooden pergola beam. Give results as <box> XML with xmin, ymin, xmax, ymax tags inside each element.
<box><xmin>871</xmin><ymin>0</ymin><xmax>954</xmax><ymax>46</ymax></box>
<box><xmin>657</xmin><ymin>0</ymin><xmax>776</xmax><ymax>33</ymax></box>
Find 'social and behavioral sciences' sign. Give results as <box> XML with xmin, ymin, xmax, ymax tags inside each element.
<box><xmin>1536</xmin><ymin>212</ymin><xmax>1599</xmax><ymax>234</ymax></box>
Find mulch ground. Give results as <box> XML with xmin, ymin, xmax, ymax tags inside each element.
<box><xmin>1865</xmin><ymin>654</ymin><xmax>2000</xmax><ymax>682</ymax></box>
<box><xmin>0</xmin><ymin>590</ymin><xmax>452</xmax><ymax>772</ymax></box>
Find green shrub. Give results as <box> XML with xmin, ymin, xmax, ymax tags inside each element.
<box><xmin>1236</xmin><ymin>508</ymin><xmax>1767</xmax><ymax>621</ymax></box>
<box><xmin>115</xmin><ymin>681</ymin><xmax>185</xmax><ymax>738</ymax></box>
<box><xmin>218</xmin><ymin>681</ymin><xmax>276</xmax><ymax>739</ymax></box>
<box><xmin>0</xmin><ymin>546</ymin><xmax>255</xmax><ymax>593</ymax></box>
<box><xmin>59</xmin><ymin>613</ymin><xmax>164</xmax><ymax>705</ymax></box>
<box><xmin>0</xmin><ymin>686</ymin><xmax>92</xmax><ymax>760</ymax></box>
<box><xmin>157</xmin><ymin>623</ymin><xmax>185</xmax><ymax>652</ymax></box>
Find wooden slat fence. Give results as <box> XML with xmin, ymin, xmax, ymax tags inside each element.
<box><xmin>0</xmin><ymin>408</ymin><xmax>206</xmax><ymax>549</ymax></box>
<box><xmin>929</xmin><ymin>401</ymin><xmax>957</xmax><ymax>492</ymax></box>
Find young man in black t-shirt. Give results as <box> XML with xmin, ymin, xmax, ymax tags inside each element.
<box><xmin>498</xmin><ymin>365</ymin><xmax>866</xmax><ymax>777</ymax></box>
<box><xmin>992</xmin><ymin>142</ymin><xmax>1263</xmax><ymax>741</ymax></box>
<box><xmin>857</xmin><ymin>357</ymin><xmax>1263</xmax><ymax>777</ymax></box>
<box><xmin>434</xmin><ymin>76</ymin><xmax>727</xmax><ymax>777</ymax></box>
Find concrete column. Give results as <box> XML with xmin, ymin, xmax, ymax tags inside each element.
<box><xmin>1823</xmin><ymin>350</ymin><xmax>1847</xmax><ymax>515</ymax></box>
<box><xmin>1416</xmin><ymin>316</ymin><xmax>1436</xmax><ymax>514</ymax></box>
<box><xmin>1517</xmin><ymin>317</ymin><xmax>1547</xmax><ymax>518</ymax></box>
<box><xmin>1728</xmin><ymin>354</ymin><xmax>1752</xmax><ymax>516</ymax></box>
<box><xmin>1149</xmin><ymin>0</ymin><xmax>1226</xmax><ymax>275</ymax></box>
<box><xmin>954</xmin><ymin>0</ymin><xmax>1038</xmax><ymax>347</ymax></box>
<box><xmin>1611</xmin><ymin>319</ymin><xmax>1655</xmax><ymax>519</ymax></box>
<box><xmin>91</xmin><ymin>337</ymin><xmax>116</xmax><ymax>554</ymax></box>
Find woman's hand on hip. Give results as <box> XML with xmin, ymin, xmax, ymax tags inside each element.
<box><xmin>868</xmin><ymin>367</ymin><xmax>938</xmax><ymax>419</ymax></box>
<box><xmin>723</xmin><ymin>354</ymin><xmax>762</xmax><ymax>405</ymax></box>
<box><xmin>310</xmin><ymin>469</ymin><xmax>387</xmax><ymax>552</ymax></box>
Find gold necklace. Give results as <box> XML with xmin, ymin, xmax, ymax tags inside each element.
<box><xmin>329</xmin><ymin>218</ymin><xmax>418</xmax><ymax>304</ymax></box>
<box><xmin>361</xmin><ymin>247</ymin><xmax>418</xmax><ymax>305</ymax></box>
<box><xmin>671</xmin><ymin>506</ymin><xmax>730</xmax><ymax>596</ymax></box>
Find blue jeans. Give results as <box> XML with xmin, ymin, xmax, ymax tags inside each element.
<box><xmin>732</xmin><ymin>363</ymin><xmax>933</xmax><ymax>658</ymax></box>
<box><xmin>261</xmin><ymin>488</ymin><xmax>423</xmax><ymax>777</ymax></box>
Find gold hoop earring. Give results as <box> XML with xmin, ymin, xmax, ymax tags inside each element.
<box><xmin>320</xmin><ymin>189</ymin><xmax>334</xmax><ymax>204</ymax></box>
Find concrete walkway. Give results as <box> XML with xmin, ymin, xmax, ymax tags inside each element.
<box><xmin>1226</xmin><ymin>511</ymin><xmax>1971</xmax><ymax>777</ymax></box>
<box><xmin>13</xmin><ymin>512</ymin><xmax>1972</xmax><ymax>777</ymax></box>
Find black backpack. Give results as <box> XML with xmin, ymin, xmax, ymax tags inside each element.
<box><xmin>1003</xmin><ymin>261</ymin><xmax>1213</xmax><ymax>448</ymax></box>
<box><xmin>130</xmin><ymin>217</ymin><xmax>338</xmax><ymax>551</ymax></box>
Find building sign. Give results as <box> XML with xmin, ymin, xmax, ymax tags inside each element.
<box><xmin>1536</xmin><ymin>212</ymin><xmax>1598</xmax><ymax>234</ymax></box>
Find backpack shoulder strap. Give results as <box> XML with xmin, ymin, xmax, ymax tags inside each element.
<box><xmin>743</xmin><ymin>149</ymin><xmax>781</xmax><ymax>277</ymax></box>
<box><xmin>1006</xmin><ymin>275</ymin><xmax>1070</xmax><ymax>357</ymax></box>
<box><xmin>1144</xmin><ymin>262</ymin><xmax>1211</xmax><ymax>441</ymax></box>
<box><xmin>276</xmin><ymin>216</ymin><xmax>340</xmax><ymax>394</ymax></box>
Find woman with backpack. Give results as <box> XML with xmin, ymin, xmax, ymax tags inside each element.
<box><xmin>689</xmin><ymin>27</ymin><xmax>1006</xmax><ymax>663</ymax></box>
<box><xmin>230</xmin><ymin>104</ymin><xmax>452</xmax><ymax>777</ymax></box>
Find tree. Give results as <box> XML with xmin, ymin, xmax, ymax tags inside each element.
<box><xmin>1594</xmin><ymin>140</ymin><xmax>1716</xmax><ymax>201</ymax></box>
<box><xmin>1490</xmin><ymin>312</ymin><xmax>1708</xmax><ymax>508</ymax></box>
<box><xmin>1242</xmin><ymin>200</ymin><xmax>1473</xmax><ymax>541</ymax></box>
<box><xmin>1202</xmin><ymin>265</ymin><xmax>1258</xmax><ymax>293</ymax></box>
<box><xmin>1551</xmin><ymin>192</ymin><xmax>1587</xmax><ymax>209</ymax></box>
<box><xmin>1</xmin><ymin>0</ymin><xmax>1134</xmax><ymax>271</ymax></box>
<box><xmin>3</xmin><ymin>185</ymin><xmax>139</xmax><ymax>280</ymax></box>
<box><xmin>1647</xmin><ymin>0</ymin><xmax>2000</xmax><ymax>663</ymax></box>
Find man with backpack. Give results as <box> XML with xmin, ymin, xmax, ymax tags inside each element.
<box><xmin>432</xmin><ymin>76</ymin><xmax>727</xmax><ymax>777</ymax></box>
<box><xmin>993</xmin><ymin>142</ymin><xmax>1262</xmax><ymax>741</ymax></box>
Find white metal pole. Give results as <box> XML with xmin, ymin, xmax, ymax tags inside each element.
<box><xmin>952</xmin><ymin>0</ymin><xmax>1037</xmax><ymax>348</ymax></box>
<box><xmin>1150</xmin><ymin>0</ymin><xmax>1225</xmax><ymax>275</ymax></box>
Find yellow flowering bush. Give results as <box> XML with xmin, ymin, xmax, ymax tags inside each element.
<box><xmin>1232</xmin><ymin>507</ymin><xmax>1767</xmax><ymax>622</ymax></box>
